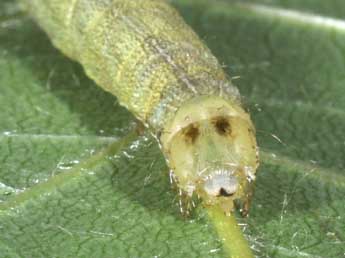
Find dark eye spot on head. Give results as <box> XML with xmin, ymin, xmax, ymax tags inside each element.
<box><xmin>212</xmin><ymin>116</ymin><xmax>231</xmax><ymax>136</ymax></box>
<box><xmin>183</xmin><ymin>123</ymin><xmax>199</xmax><ymax>144</ymax></box>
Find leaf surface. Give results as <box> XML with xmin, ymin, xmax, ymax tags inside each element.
<box><xmin>0</xmin><ymin>0</ymin><xmax>344</xmax><ymax>257</ymax></box>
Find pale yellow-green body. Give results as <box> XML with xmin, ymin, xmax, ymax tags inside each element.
<box><xmin>21</xmin><ymin>0</ymin><xmax>259</xmax><ymax>214</ymax></box>
<box><xmin>20</xmin><ymin>0</ymin><xmax>238</xmax><ymax>129</ymax></box>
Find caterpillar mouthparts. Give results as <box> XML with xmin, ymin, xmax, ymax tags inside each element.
<box><xmin>203</xmin><ymin>172</ymin><xmax>239</xmax><ymax>197</ymax></box>
<box><xmin>161</xmin><ymin>96</ymin><xmax>259</xmax><ymax>215</ymax></box>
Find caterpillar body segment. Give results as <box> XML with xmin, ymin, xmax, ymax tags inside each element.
<box><xmin>21</xmin><ymin>0</ymin><xmax>259</xmax><ymax>215</ymax></box>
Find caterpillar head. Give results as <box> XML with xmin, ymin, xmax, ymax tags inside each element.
<box><xmin>161</xmin><ymin>96</ymin><xmax>258</xmax><ymax>215</ymax></box>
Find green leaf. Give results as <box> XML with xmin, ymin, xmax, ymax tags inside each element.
<box><xmin>1</xmin><ymin>0</ymin><xmax>344</xmax><ymax>257</ymax></box>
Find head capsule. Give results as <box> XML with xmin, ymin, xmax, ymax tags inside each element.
<box><xmin>160</xmin><ymin>96</ymin><xmax>259</xmax><ymax>215</ymax></box>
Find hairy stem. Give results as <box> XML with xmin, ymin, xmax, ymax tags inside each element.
<box><xmin>206</xmin><ymin>205</ymin><xmax>254</xmax><ymax>258</ymax></box>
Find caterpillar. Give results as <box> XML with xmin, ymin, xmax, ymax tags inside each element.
<box><xmin>20</xmin><ymin>0</ymin><xmax>259</xmax><ymax>215</ymax></box>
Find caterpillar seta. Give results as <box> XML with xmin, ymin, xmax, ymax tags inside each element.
<box><xmin>20</xmin><ymin>0</ymin><xmax>259</xmax><ymax>216</ymax></box>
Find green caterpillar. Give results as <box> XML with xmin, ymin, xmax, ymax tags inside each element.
<box><xmin>20</xmin><ymin>0</ymin><xmax>259</xmax><ymax>215</ymax></box>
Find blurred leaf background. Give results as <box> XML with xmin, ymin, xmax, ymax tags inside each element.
<box><xmin>0</xmin><ymin>0</ymin><xmax>344</xmax><ymax>257</ymax></box>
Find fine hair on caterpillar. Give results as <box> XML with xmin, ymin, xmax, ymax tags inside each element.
<box><xmin>161</xmin><ymin>96</ymin><xmax>258</xmax><ymax>215</ymax></box>
<box><xmin>20</xmin><ymin>0</ymin><xmax>259</xmax><ymax>216</ymax></box>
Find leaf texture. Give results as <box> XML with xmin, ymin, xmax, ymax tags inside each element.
<box><xmin>0</xmin><ymin>0</ymin><xmax>344</xmax><ymax>257</ymax></box>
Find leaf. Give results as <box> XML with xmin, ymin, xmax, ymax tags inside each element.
<box><xmin>0</xmin><ymin>0</ymin><xmax>344</xmax><ymax>257</ymax></box>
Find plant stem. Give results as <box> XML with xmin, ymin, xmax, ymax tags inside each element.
<box><xmin>206</xmin><ymin>205</ymin><xmax>254</xmax><ymax>258</ymax></box>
